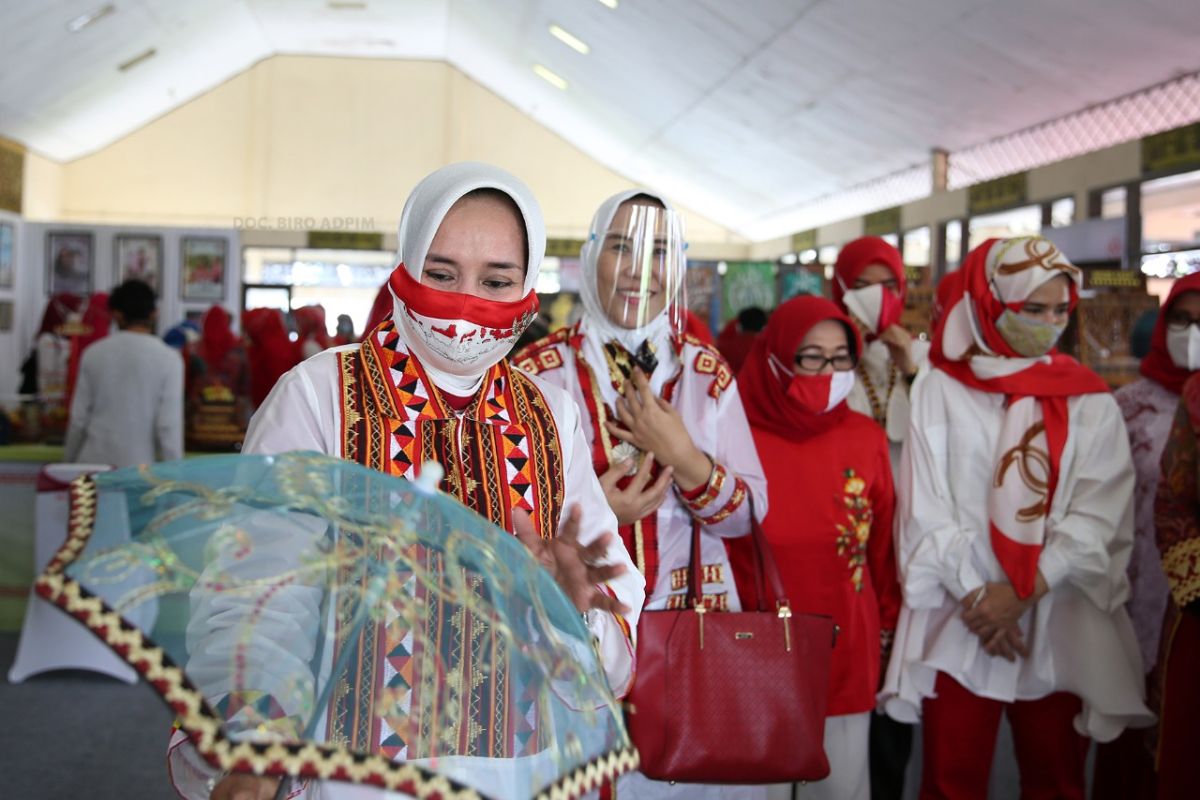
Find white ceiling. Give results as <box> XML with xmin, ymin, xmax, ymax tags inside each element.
<box><xmin>2</xmin><ymin>0</ymin><xmax>1200</xmax><ymax>241</ymax></box>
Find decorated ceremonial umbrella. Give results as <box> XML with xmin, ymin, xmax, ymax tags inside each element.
<box><xmin>35</xmin><ymin>451</ymin><xmax>636</xmax><ymax>799</ymax></box>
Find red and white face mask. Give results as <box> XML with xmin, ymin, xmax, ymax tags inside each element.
<box><xmin>839</xmin><ymin>282</ymin><xmax>903</xmax><ymax>339</ymax></box>
<box><xmin>768</xmin><ymin>353</ymin><xmax>856</xmax><ymax>415</ymax></box>
<box><xmin>390</xmin><ymin>265</ymin><xmax>539</xmax><ymax>379</ymax></box>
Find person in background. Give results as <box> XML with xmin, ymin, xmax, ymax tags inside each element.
<box><xmin>1131</xmin><ymin>308</ymin><xmax>1159</xmax><ymax>361</ymax></box>
<box><xmin>833</xmin><ymin>235</ymin><xmax>926</xmax><ymax>798</ymax></box>
<box><xmin>66</xmin><ymin>292</ymin><xmax>112</xmax><ymax>409</ymax></box>
<box><xmin>175</xmin><ymin>162</ymin><xmax>643</xmax><ymax>800</ymax></box>
<box><xmin>333</xmin><ymin>313</ymin><xmax>356</xmax><ymax>345</ymax></box>
<box><xmin>241</xmin><ymin>308</ymin><xmax>299</xmax><ymax>409</ymax></box>
<box><xmin>293</xmin><ymin>304</ymin><xmax>332</xmax><ymax>359</ymax></box>
<box><xmin>737</xmin><ymin>295</ymin><xmax>899</xmax><ymax>800</ymax></box>
<box><xmin>514</xmin><ymin>188</ymin><xmax>766</xmax><ymax>800</ymax></box>
<box><xmin>186</xmin><ymin>306</ymin><xmax>249</xmax><ymax>450</ymax></box>
<box><xmin>21</xmin><ymin>292</ymin><xmax>83</xmax><ymax>399</ymax></box>
<box><xmin>1153</xmin><ymin>371</ymin><xmax>1200</xmax><ymax>800</ymax></box>
<box><xmin>63</xmin><ymin>279</ymin><xmax>183</xmax><ymax>468</ymax></box>
<box><xmin>716</xmin><ymin>306</ymin><xmax>768</xmax><ymax>374</ymax></box>
<box><xmin>1096</xmin><ymin>273</ymin><xmax>1200</xmax><ymax>799</ymax></box>
<box><xmin>880</xmin><ymin>236</ymin><xmax>1153</xmax><ymax>799</ymax></box>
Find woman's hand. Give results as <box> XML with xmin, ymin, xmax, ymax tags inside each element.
<box><xmin>961</xmin><ymin>574</ymin><xmax>1048</xmax><ymax>660</ymax></box>
<box><xmin>598</xmin><ymin>452</ymin><xmax>674</xmax><ymax>526</ymax></box>
<box><xmin>210</xmin><ymin>775</ymin><xmax>280</xmax><ymax>800</ymax></box>
<box><xmin>514</xmin><ymin>505</ymin><xmax>631</xmax><ymax>614</ymax></box>
<box><xmin>878</xmin><ymin>324</ymin><xmax>917</xmax><ymax>376</ymax></box>
<box><xmin>605</xmin><ymin>369</ymin><xmax>711</xmax><ymax>490</ymax></box>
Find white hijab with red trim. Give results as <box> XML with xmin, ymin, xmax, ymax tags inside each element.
<box><xmin>932</xmin><ymin>236</ymin><xmax>1108</xmax><ymax>598</ymax></box>
<box><xmin>387</xmin><ymin>162</ymin><xmax>544</xmax><ymax>395</ymax></box>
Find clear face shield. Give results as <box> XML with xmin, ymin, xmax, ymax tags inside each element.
<box><xmin>594</xmin><ymin>203</ymin><xmax>687</xmax><ymax>333</ymax></box>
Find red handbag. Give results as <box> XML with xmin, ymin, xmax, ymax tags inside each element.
<box><xmin>626</xmin><ymin>512</ymin><xmax>836</xmax><ymax>784</ymax></box>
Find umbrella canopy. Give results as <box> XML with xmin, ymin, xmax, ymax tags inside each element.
<box><xmin>35</xmin><ymin>451</ymin><xmax>636</xmax><ymax>799</ymax></box>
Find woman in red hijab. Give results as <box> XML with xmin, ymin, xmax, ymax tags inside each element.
<box><xmin>242</xmin><ymin>307</ymin><xmax>299</xmax><ymax>408</ymax></box>
<box><xmin>1096</xmin><ymin>272</ymin><xmax>1200</xmax><ymax>799</ymax></box>
<box><xmin>833</xmin><ymin>234</ymin><xmax>925</xmax><ymax>800</ymax></box>
<box><xmin>66</xmin><ymin>291</ymin><xmax>112</xmax><ymax>409</ymax></box>
<box><xmin>736</xmin><ymin>295</ymin><xmax>899</xmax><ymax>800</ymax></box>
<box><xmin>880</xmin><ymin>236</ymin><xmax>1152</xmax><ymax>799</ymax></box>
<box><xmin>187</xmin><ymin>306</ymin><xmax>248</xmax><ymax>449</ymax></box>
<box><xmin>293</xmin><ymin>304</ymin><xmax>333</xmax><ymax>359</ymax></box>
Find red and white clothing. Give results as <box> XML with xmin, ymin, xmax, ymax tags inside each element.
<box><xmin>737</xmin><ymin>296</ymin><xmax>899</xmax><ymax>800</ymax></box>
<box><xmin>515</xmin><ymin>322</ymin><xmax>766</xmax><ymax>612</ymax></box>
<box><xmin>168</xmin><ymin>163</ymin><xmax>644</xmax><ymax>800</ymax></box>
<box><xmin>880</xmin><ymin>237</ymin><xmax>1153</xmax><ymax>792</ymax></box>
<box><xmin>1115</xmin><ymin>272</ymin><xmax>1200</xmax><ymax>671</ymax></box>
<box><xmin>834</xmin><ymin>236</ymin><xmax>928</xmax><ymax>472</ymax></box>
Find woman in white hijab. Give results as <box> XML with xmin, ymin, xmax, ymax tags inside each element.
<box><xmin>170</xmin><ymin>163</ymin><xmax>644</xmax><ymax>800</ymax></box>
<box><xmin>514</xmin><ymin>189</ymin><xmax>767</xmax><ymax>800</ymax></box>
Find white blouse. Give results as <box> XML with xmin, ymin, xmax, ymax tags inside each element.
<box><xmin>879</xmin><ymin>368</ymin><xmax>1154</xmax><ymax>742</ymax></box>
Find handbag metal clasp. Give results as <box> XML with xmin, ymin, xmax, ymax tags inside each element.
<box><xmin>777</xmin><ymin>602</ymin><xmax>793</xmax><ymax>652</ymax></box>
<box><xmin>694</xmin><ymin>601</ymin><xmax>706</xmax><ymax>650</ymax></box>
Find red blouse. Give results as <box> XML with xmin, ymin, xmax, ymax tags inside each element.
<box><xmin>738</xmin><ymin>411</ymin><xmax>900</xmax><ymax>717</ymax></box>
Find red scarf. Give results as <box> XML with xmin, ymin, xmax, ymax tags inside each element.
<box><xmin>1139</xmin><ymin>272</ymin><xmax>1200</xmax><ymax>393</ymax></box>
<box><xmin>198</xmin><ymin>305</ymin><xmax>238</xmax><ymax>369</ymax></box>
<box><xmin>931</xmin><ymin>237</ymin><xmax>1108</xmax><ymax>598</ymax></box>
<box><xmin>833</xmin><ymin>235</ymin><xmax>907</xmax><ymax>309</ymax></box>
<box><xmin>738</xmin><ymin>296</ymin><xmax>861</xmax><ymax>442</ymax></box>
<box><xmin>242</xmin><ymin>308</ymin><xmax>299</xmax><ymax>407</ymax></box>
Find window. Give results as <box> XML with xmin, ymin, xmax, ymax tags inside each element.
<box><xmin>902</xmin><ymin>226</ymin><xmax>931</xmax><ymax>267</ymax></box>
<box><xmin>943</xmin><ymin>220</ymin><xmax>963</xmax><ymax>269</ymax></box>
<box><xmin>1049</xmin><ymin>197</ymin><xmax>1075</xmax><ymax>228</ymax></box>
<box><xmin>968</xmin><ymin>205</ymin><xmax>1042</xmax><ymax>251</ymax></box>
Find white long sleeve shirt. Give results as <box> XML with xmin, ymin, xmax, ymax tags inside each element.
<box><xmin>63</xmin><ymin>330</ymin><xmax>184</xmax><ymax>467</ymax></box>
<box><xmin>879</xmin><ymin>368</ymin><xmax>1154</xmax><ymax>742</ymax></box>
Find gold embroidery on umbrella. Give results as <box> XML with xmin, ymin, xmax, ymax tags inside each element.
<box><xmin>994</xmin><ymin>421</ymin><xmax>1052</xmax><ymax>522</ymax></box>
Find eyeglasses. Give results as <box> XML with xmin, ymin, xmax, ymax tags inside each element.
<box><xmin>1167</xmin><ymin>315</ymin><xmax>1200</xmax><ymax>331</ymax></box>
<box><xmin>794</xmin><ymin>353</ymin><xmax>857</xmax><ymax>372</ymax></box>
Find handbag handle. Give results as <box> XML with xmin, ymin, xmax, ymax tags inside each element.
<box><xmin>687</xmin><ymin>493</ymin><xmax>788</xmax><ymax>613</ymax></box>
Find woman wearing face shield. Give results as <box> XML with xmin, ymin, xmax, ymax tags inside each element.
<box><xmin>879</xmin><ymin>236</ymin><xmax>1153</xmax><ymax>798</ymax></box>
<box><xmin>170</xmin><ymin>163</ymin><xmax>644</xmax><ymax>800</ymax></box>
<box><xmin>736</xmin><ymin>296</ymin><xmax>900</xmax><ymax>800</ymax></box>
<box><xmin>514</xmin><ymin>190</ymin><xmax>767</xmax><ymax>800</ymax></box>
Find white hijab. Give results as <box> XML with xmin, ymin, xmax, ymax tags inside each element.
<box><xmin>578</xmin><ymin>189</ymin><xmax>686</xmax><ymax>402</ymax></box>
<box><xmin>390</xmin><ymin>162</ymin><xmax>545</xmax><ymax>394</ymax></box>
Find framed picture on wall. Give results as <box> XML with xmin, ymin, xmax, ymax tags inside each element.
<box><xmin>114</xmin><ymin>234</ymin><xmax>163</xmax><ymax>294</ymax></box>
<box><xmin>181</xmin><ymin>236</ymin><xmax>227</xmax><ymax>301</ymax></box>
<box><xmin>46</xmin><ymin>231</ymin><xmax>94</xmax><ymax>295</ymax></box>
<box><xmin>0</xmin><ymin>221</ymin><xmax>13</xmax><ymax>289</ymax></box>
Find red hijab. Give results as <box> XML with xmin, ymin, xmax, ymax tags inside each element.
<box><xmin>1139</xmin><ymin>272</ymin><xmax>1200</xmax><ymax>394</ymax></box>
<box><xmin>243</xmin><ymin>308</ymin><xmax>298</xmax><ymax>407</ymax></box>
<box><xmin>833</xmin><ymin>236</ymin><xmax>907</xmax><ymax>309</ymax></box>
<box><xmin>197</xmin><ymin>306</ymin><xmax>239</xmax><ymax>370</ymax></box>
<box><xmin>67</xmin><ymin>292</ymin><xmax>112</xmax><ymax>407</ymax></box>
<box><xmin>932</xmin><ymin>269</ymin><xmax>964</xmax><ymax>330</ymax></box>
<box><xmin>37</xmin><ymin>293</ymin><xmax>84</xmax><ymax>337</ymax></box>
<box><xmin>738</xmin><ymin>296</ymin><xmax>861</xmax><ymax>442</ymax></box>
<box><xmin>294</xmin><ymin>305</ymin><xmax>333</xmax><ymax>350</ymax></box>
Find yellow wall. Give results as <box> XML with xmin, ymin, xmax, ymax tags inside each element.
<box><xmin>45</xmin><ymin>55</ymin><xmax>747</xmax><ymax>256</ymax></box>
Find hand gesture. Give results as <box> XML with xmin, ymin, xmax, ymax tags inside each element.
<box><xmin>877</xmin><ymin>324</ymin><xmax>916</xmax><ymax>376</ymax></box>
<box><xmin>961</xmin><ymin>581</ymin><xmax>1040</xmax><ymax>662</ymax></box>
<box><xmin>598</xmin><ymin>452</ymin><xmax>674</xmax><ymax>526</ymax></box>
<box><xmin>514</xmin><ymin>505</ymin><xmax>631</xmax><ymax>614</ymax></box>
<box><xmin>605</xmin><ymin>368</ymin><xmax>701</xmax><ymax>471</ymax></box>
